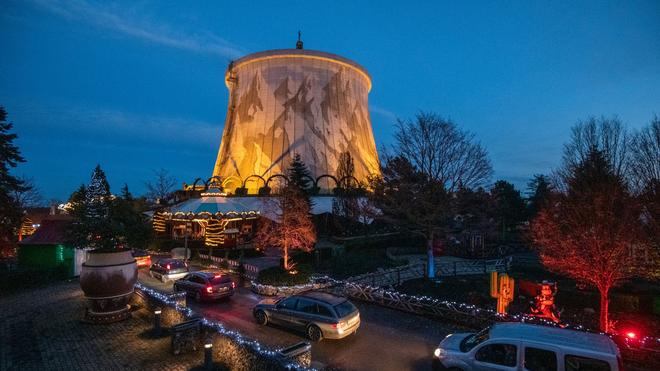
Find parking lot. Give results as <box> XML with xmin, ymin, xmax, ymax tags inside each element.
<box><xmin>138</xmin><ymin>265</ymin><xmax>466</xmax><ymax>370</ymax></box>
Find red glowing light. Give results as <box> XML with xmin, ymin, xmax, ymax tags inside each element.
<box><xmin>231</xmin><ymin>282</ymin><xmax>236</xmax><ymax>289</ymax></box>
<box><xmin>626</xmin><ymin>332</ymin><xmax>636</xmax><ymax>339</ymax></box>
<box><xmin>166</xmin><ymin>264</ymin><xmax>171</xmax><ymax>270</ymax></box>
<box><xmin>206</xmin><ymin>286</ymin><xmax>213</xmax><ymax>293</ymax></box>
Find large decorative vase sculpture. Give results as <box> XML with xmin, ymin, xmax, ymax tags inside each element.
<box><xmin>80</xmin><ymin>248</ymin><xmax>138</xmax><ymax>323</ymax></box>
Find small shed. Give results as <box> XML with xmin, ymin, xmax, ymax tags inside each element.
<box><xmin>18</xmin><ymin>216</ymin><xmax>85</xmax><ymax>277</ymax></box>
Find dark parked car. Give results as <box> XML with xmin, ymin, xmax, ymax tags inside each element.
<box><xmin>253</xmin><ymin>291</ymin><xmax>360</xmax><ymax>341</ymax></box>
<box><xmin>148</xmin><ymin>258</ymin><xmax>189</xmax><ymax>283</ymax></box>
<box><xmin>173</xmin><ymin>271</ymin><xmax>235</xmax><ymax>302</ymax></box>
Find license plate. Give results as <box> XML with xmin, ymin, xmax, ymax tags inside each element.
<box><xmin>220</xmin><ymin>287</ymin><xmax>228</xmax><ymax>292</ymax></box>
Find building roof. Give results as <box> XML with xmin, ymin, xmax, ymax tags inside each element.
<box><xmin>165</xmin><ymin>195</ymin><xmax>374</xmax><ymax>223</ymax></box>
<box><xmin>489</xmin><ymin>323</ymin><xmax>618</xmax><ymax>355</ymax></box>
<box><xmin>166</xmin><ymin>194</ymin><xmax>260</xmax><ymax>218</ymax></box>
<box><xmin>227</xmin><ymin>49</ymin><xmax>372</xmax><ymax>91</ymax></box>
<box><xmin>19</xmin><ymin>217</ymin><xmax>74</xmax><ymax>245</ymax></box>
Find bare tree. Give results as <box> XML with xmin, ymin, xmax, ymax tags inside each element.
<box><xmin>371</xmin><ymin>156</ymin><xmax>451</xmax><ymax>278</ymax></box>
<box><xmin>629</xmin><ymin>116</ymin><xmax>660</xmax><ymax>193</ymax></box>
<box><xmin>394</xmin><ymin>112</ymin><xmax>492</xmax><ymax>192</ymax></box>
<box><xmin>11</xmin><ymin>176</ymin><xmax>43</xmax><ymax>208</ymax></box>
<box><xmin>556</xmin><ymin>116</ymin><xmax>630</xmax><ymax>189</ymax></box>
<box><xmin>145</xmin><ymin>168</ymin><xmax>177</xmax><ymax>203</ymax></box>
<box><xmin>255</xmin><ymin>185</ymin><xmax>316</xmax><ymax>271</ymax></box>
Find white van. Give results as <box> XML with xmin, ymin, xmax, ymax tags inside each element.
<box><xmin>433</xmin><ymin>322</ymin><xmax>622</xmax><ymax>371</ymax></box>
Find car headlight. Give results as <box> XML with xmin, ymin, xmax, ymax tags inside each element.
<box><xmin>433</xmin><ymin>348</ymin><xmax>446</xmax><ymax>358</ymax></box>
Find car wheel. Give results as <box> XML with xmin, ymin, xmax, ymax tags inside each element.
<box><xmin>307</xmin><ymin>325</ymin><xmax>323</xmax><ymax>342</ymax></box>
<box><xmin>254</xmin><ymin>310</ymin><xmax>267</xmax><ymax>325</ymax></box>
<box><xmin>195</xmin><ymin>292</ymin><xmax>201</xmax><ymax>302</ymax></box>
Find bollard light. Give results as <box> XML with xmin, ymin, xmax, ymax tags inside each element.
<box><xmin>153</xmin><ymin>307</ymin><xmax>162</xmax><ymax>337</ymax></box>
<box><xmin>204</xmin><ymin>339</ymin><xmax>213</xmax><ymax>370</ymax></box>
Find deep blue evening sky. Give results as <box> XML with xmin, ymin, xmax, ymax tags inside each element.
<box><xmin>2</xmin><ymin>0</ymin><xmax>659</xmax><ymax>201</ymax></box>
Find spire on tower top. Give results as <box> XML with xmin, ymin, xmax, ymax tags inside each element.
<box><xmin>296</xmin><ymin>31</ymin><xmax>303</xmax><ymax>49</ymax></box>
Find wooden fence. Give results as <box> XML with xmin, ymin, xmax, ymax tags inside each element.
<box><xmin>436</xmin><ymin>257</ymin><xmax>511</xmax><ymax>276</ymax></box>
<box><xmin>344</xmin><ymin>257</ymin><xmax>510</xmax><ymax>288</ymax></box>
<box><xmin>325</xmin><ymin>282</ymin><xmax>494</xmax><ymax>329</ymax></box>
<box><xmin>198</xmin><ymin>254</ymin><xmax>260</xmax><ymax>279</ymax></box>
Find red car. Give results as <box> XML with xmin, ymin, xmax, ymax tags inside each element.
<box><xmin>132</xmin><ymin>249</ymin><xmax>151</xmax><ymax>268</ymax></box>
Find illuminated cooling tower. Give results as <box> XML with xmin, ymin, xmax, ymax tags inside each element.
<box><xmin>213</xmin><ymin>46</ymin><xmax>380</xmax><ymax>193</ymax></box>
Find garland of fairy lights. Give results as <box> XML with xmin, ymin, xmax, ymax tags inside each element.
<box><xmin>135</xmin><ymin>283</ymin><xmax>314</xmax><ymax>370</ymax></box>
<box><xmin>20</xmin><ymin>217</ymin><xmax>36</xmax><ymax>237</ymax></box>
<box><xmin>253</xmin><ymin>275</ymin><xmax>660</xmax><ymax>347</ymax></box>
<box><xmin>205</xmin><ymin>219</ymin><xmax>229</xmax><ymax>247</ymax></box>
<box><xmin>153</xmin><ymin>211</ymin><xmax>167</xmax><ymax>234</ymax></box>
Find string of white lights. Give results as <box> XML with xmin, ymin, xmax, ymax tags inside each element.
<box><xmin>134</xmin><ymin>282</ymin><xmax>314</xmax><ymax>370</ymax></box>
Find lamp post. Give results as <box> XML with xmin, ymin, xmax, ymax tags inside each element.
<box><xmin>204</xmin><ymin>338</ymin><xmax>213</xmax><ymax>370</ymax></box>
<box><xmin>153</xmin><ymin>308</ymin><xmax>162</xmax><ymax>337</ymax></box>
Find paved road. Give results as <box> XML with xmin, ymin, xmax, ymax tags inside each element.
<box><xmin>138</xmin><ymin>267</ymin><xmax>467</xmax><ymax>371</ymax></box>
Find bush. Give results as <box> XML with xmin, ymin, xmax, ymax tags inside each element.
<box><xmin>0</xmin><ymin>265</ymin><xmax>70</xmax><ymax>295</ymax></box>
<box><xmin>322</xmin><ymin>246</ymin><xmax>407</xmax><ymax>279</ymax></box>
<box><xmin>257</xmin><ymin>265</ymin><xmax>312</xmax><ymax>286</ymax></box>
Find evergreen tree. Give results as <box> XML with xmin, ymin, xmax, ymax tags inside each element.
<box><xmin>287</xmin><ymin>153</ymin><xmax>312</xmax><ymax>192</ymax></box>
<box><xmin>0</xmin><ymin>107</ymin><xmax>29</xmax><ymax>239</ymax></box>
<box><xmin>491</xmin><ymin>180</ymin><xmax>526</xmax><ymax>241</ymax></box>
<box><xmin>526</xmin><ymin>174</ymin><xmax>554</xmax><ymax>219</ymax></box>
<box><xmin>112</xmin><ymin>184</ymin><xmax>152</xmax><ymax>249</ymax></box>
<box><xmin>72</xmin><ymin>165</ymin><xmax>115</xmax><ymax>249</ymax></box>
<box><xmin>68</xmin><ymin>184</ymin><xmax>89</xmax><ymax>248</ymax></box>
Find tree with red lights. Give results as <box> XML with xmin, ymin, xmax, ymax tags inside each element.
<box><xmin>532</xmin><ymin>148</ymin><xmax>645</xmax><ymax>332</ymax></box>
<box><xmin>256</xmin><ymin>184</ymin><xmax>316</xmax><ymax>271</ymax></box>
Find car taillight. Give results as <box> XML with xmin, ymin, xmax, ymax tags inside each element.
<box><xmin>331</xmin><ymin>323</ymin><xmax>338</xmax><ymax>329</ymax></box>
<box><xmin>231</xmin><ymin>282</ymin><xmax>236</xmax><ymax>289</ymax></box>
<box><xmin>206</xmin><ymin>286</ymin><xmax>213</xmax><ymax>293</ymax></box>
<box><xmin>166</xmin><ymin>264</ymin><xmax>171</xmax><ymax>270</ymax></box>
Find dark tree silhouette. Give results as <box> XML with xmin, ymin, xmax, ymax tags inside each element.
<box><xmin>532</xmin><ymin>149</ymin><xmax>646</xmax><ymax>332</ymax></box>
<box><xmin>0</xmin><ymin>107</ymin><xmax>30</xmax><ymax>239</ymax></box>
<box><xmin>371</xmin><ymin>156</ymin><xmax>451</xmax><ymax>277</ymax></box>
<box><xmin>287</xmin><ymin>153</ymin><xmax>312</xmax><ymax>191</ymax></box>
<box><xmin>526</xmin><ymin>174</ymin><xmax>554</xmax><ymax>219</ymax></box>
<box><xmin>490</xmin><ymin>180</ymin><xmax>526</xmax><ymax>241</ymax></box>
<box><xmin>145</xmin><ymin>168</ymin><xmax>177</xmax><ymax>204</ymax></box>
<box><xmin>112</xmin><ymin>184</ymin><xmax>152</xmax><ymax>249</ymax></box>
<box><xmin>557</xmin><ymin>116</ymin><xmax>629</xmax><ymax>189</ymax></box>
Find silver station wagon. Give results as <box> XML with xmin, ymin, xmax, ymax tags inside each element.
<box><xmin>253</xmin><ymin>291</ymin><xmax>360</xmax><ymax>341</ymax></box>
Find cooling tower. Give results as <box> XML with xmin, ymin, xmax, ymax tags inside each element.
<box><xmin>213</xmin><ymin>47</ymin><xmax>380</xmax><ymax>193</ymax></box>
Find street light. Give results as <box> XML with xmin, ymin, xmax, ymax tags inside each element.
<box><xmin>204</xmin><ymin>339</ymin><xmax>213</xmax><ymax>370</ymax></box>
<box><xmin>153</xmin><ymin>308</ymin><xmax>162</xmax><ymax>336</ymax></box>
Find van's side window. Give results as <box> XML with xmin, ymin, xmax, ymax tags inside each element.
<box><xmin>475</xmin><ymin>343</ymin><xmax>517</xmax><ymax>367</ymax></box>
<box><xmin>525</xmin><ymin>347</ymin><xmax>557</xmax><ymax>371</ymax></box>
<box><xmin>565</xmin><ymin>355</ymin><xmax>611</xmax><ymax>371</ymax></box>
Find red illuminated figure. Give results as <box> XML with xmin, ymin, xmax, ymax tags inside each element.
<box><xmin>530</xmin><ymin>281</ymin><xmax>560</xmax><ymax>323</ymax></box>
